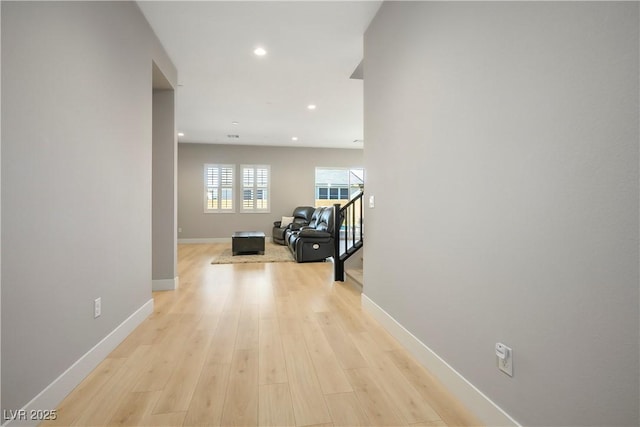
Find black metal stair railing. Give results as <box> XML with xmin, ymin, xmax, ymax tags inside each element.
<box><xmin>333</xmin><ymin>191</ymin><xmax>364</xmax><ymax>281</ymax></box>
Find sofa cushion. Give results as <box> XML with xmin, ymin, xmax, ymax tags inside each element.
<box><xmin>280</xmin><ymin>216</ymin><xmax>294</xmax><ymax>228</ymax></box>
<box><xmin>307</xmin><ymin>207</ymin><xmax>324</xmax><ymax>228</ymax></box>
<box><xmin>292</xmin><ymin>206</ymin><xmax>316</xmax><ymax>223</ymax></box>
<box><xmin>272</xmin><ymin>206</ymin><xmax>315</xmax><ymax>245</ymax></box>
<box><xmin>315</xmin><ymin>206</ymin><xmax>334</xmax><ymax>232</ymax></box>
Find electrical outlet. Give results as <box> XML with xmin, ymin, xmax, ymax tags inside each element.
<box><xmin>178</xmin><ymin>227</ymin><xmax>182</xmax><ymax>233</ymax></box>
<box><xmin>496</xmin><ymin>343</ymin><xmax>513</xmax><ymax>376</ymax></box>
<box><xmin>94</xmin><ymin>297</ymin><xmax>101</xmax><ymax>318</ymax></box>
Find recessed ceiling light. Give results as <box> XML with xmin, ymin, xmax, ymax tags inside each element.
<box><xmin>178</xmin><ymin>132</ymin><xmax>184</xmax><ymax>137</ymax></box>
<box><xmin>254</xmin><ymin>47</ymin><xmax>267</xmax><ymax>56</ymax></box>
<box><xmin>232</xmin><ymin>121</ymin><xmax>239</xmax><ymax>125</ymax></box>
<box><xmin>307</xmin><ymin>104</ymin><xmax>317</xmax><ymax>110</ymax></box>
<box><xmin>291</xmin><ymin>137</ymin><xmax>299</xmax><ymax>141</ymax></box>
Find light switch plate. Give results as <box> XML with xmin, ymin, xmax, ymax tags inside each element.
<box><xmin>496</xmin><ymin>343</ymin><xmax>513</xmax><ymax>376</ymax></box>
<box><xmin>94</xmin><ymin>297</ymin><xmax>102</xmax><ymax>318</ymax></box>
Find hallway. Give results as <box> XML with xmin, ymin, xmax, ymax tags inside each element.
<box><xmin>46</xmin><ymin>243</ymin><xmax>480</xmax><ymax>426</ymax></box>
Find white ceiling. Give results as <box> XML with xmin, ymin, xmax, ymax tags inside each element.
<box><xmin>138</xmin><ymin>1</ymin><xmax>382</xmax><ymax>149</ymax></box>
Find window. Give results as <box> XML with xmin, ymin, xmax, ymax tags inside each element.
<box><xmin>315</xmin><ymin>167</ymin><xmax>364</xmax><ymax>206</ymax></box>
<box><xmin>204</xmin><ymin>164</ymin><xmax>235</xmax><ymax>213</ymax></box>
<box><xmin>241</xmin><ymin>165</ymin><xmax>270</xmax><ymax>213</ymax></box>
<box><xmin>317</xmin><ymin>187</ymin><xmax>349</xmax><ymax>200</ymax></box>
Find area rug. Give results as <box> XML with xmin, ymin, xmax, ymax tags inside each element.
<box><xmin>211</xmin><ymin>242</ymin><xmax>295</xmax><ymax>264</ymax></box>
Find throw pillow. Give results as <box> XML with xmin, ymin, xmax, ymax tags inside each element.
<box><xmin>280</xmin><ymin>216</ymin><xmax>294</xmax><ymax>228</ymax></box>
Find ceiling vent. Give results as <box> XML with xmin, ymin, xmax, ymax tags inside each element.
<box><xmin>227</xmin><ymin>134</ymin><xmax>240</xmax><ymax>139</ymax></box>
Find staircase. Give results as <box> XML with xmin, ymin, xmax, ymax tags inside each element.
<box><xmin>333</xmin><ymin>191</ymin><xmax>364</xmax><ymax>281</ymax></box>
<box><xmin>344</xmin><ymin>265</ymin><xmax>363</xmax><ymax>291</ymax></box>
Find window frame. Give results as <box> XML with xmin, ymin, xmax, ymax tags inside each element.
<box><xmin>203</xmin><ymin>163</ymin><xmax>236</xmax><ymax>213</ymax></box>
<box><xmin>240</xmin><ymin>164</ymin><xmax>271</xmax><ymax>213</ymax></box>
<box><xmin>316</xmin><ymin>185</ymin><xmax>350</xmax><ymax>200</ymax></box>
<box><xmin>314</xmin><ymin>167</ymin><xmax>364</xmax><ymax>203</ymax></box>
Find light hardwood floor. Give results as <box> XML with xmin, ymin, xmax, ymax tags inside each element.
<box><xmin>44</xmin><ymin>243</ymin><xmax>482</xmax><ymax>427</ymax></box>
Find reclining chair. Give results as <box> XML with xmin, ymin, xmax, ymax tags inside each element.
<box><xmin>272</xmin><ymin>206</ymin><xmax>315</xmax><ymax>245</ymax></box>
<box><xmin>287</xmin><ymin>206</ymin><xmax>335</xmax><ymax>263</ymax></box>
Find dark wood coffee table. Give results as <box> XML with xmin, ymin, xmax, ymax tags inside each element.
<box><xmin>232</xmin><ymin>231</ymin><xmax>265</xmax><ymax>255</ymax></box>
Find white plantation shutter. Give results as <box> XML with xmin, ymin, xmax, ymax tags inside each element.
<box><xmin>204</xmin><ymin>164</ymin><xmax>235</xmax><ymax>212</ymax></box>
<box><xmin>241</xmin><ymin>165</ymin><xmax>270</xmax><ymax>213</ymax></box>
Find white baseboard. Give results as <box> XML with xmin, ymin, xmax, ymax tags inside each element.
<box><xmin>178</xmin><ymin>237</ymin><xmax>231</xmax><ymax>243</ymax></box>
<box><xmin>3</xmin><ymin>299</ymin><xmax>154</xmax><ymax>427</ymax></box>
<box><xmin>361</xmin><ymin>294</ymin><xmax>520</xmax><ymax>427</ymax></box>
<box><xmin>178</xmin><ymin>237</ymin><xmax>273</xmax><ymax>244</ymax></box>
<box><xmin>152</xmin><ymin>276</ymin><xmax>179</xmax><ymax>291</ymax></box>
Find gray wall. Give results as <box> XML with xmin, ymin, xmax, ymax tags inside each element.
<box><xmin>152</xmin><ymin>89</ymin><xmax>177</xmax><ymax>283</ymax></box>
<box><xmin>1</xmin><ymin>1</ymin><xmax>176</xmax><ymax>412</ymax></box>
<box><xmin>178</xmin><ymin>143</ymin><xmax>363</xmax><ymax>239</ymax></box>
<box><xmin>363</xmin><ymin>2</ymin><xmax>639</xmax><ymax>426</ymax></box>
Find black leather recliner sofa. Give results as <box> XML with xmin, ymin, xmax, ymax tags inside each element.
<box><xmin>272</xmin><ymin>206</ymin><xmax>315</xmax><ymax>245</ymax></box>
<box><xmin>272</xmin><ymin>206</ymin><xmax>336</xmax><ymax>263</ymax></box>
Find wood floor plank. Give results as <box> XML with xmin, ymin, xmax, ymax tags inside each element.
<box><xmin>47</xmin><ymin>243</ymin><xmax>480</xmax><ymax>427</ymax></box>
<box><xmin>169</xmin><ymin>288</ymin><xmax>200</xmax><ymax>315</ymax></box>
<box><xmin>220</xmin><ymin>349</ymin><xmax>259</xmax><ymax>426</ymax></box>
<box><xmin>153</xmin><ymin>328</ymin><xmax>212</xmax><ymax>414</ymax></box>
<box><xmin>236</xmin><ymin>302</ymin><xmax>260</xmax><ymax>350</ymax></box>
<box><xmin>300</xmin><ymin>313</ymin><xmax>353</xmax><ymax>394</ymax></box>
<box><xmin>183</xmin><ymin>362</ymin><xmax>230</xmax><ymax>426</ymax></box>
<box><xmin>324</xmin><ymin>392</ymin><xmax>371</xmax><ymax>427</ymax></box>
<box><xmin>315</xmin><ymin>312</ymin><xmax>368</xmax><ymax>370</ymax></box>
<box><xmin>271</xmin><ymin>266</ymin><xmax>290</xmax><ymax>298</ymax></box>
<box><xmin>387</xmin><ymin>350</ymin><xmax>482</xmax><ymax>427</ymax></box>
<box><xmin>133</xmin><ymin>315</ymin><xmax>195</xmax><ymax>392</ymax></box>
<box><xmin>220</xmin><ymin>282</ymin><xmax>245</xmax><ymax>318</ymax></box>
<box><xmin>196</xmin><ymin>314</ymin><xmax>220</xmax><ymax>332</ymax></box>
<box><xmin>206</xmin><ymin>289</ymin><xmax>231</xmax><ymax>316</ymax></box>
<box><xmin>109</xmin><ymin>318</ymin><xmax>160</xmax><ymax>358</ymax></box>
<box><xmin>326</xmin><ymin>293</ymin><xmax>368</xmax><ymax>334</ymax></box>
<box><xmin>280</xmin><ymin>332</ymin><xmax>332</xmax><ymax>426</ymax></box>
<box><xmin>152</xmin><ymin>290</ymin><xmax>180</xmax><ymax>316</ymax></box>
<box><xmin>259</xmin><ymin>299</ymin><xmax>277</xmax><ymax>319</ymax></box>
<box><xmin>351</xmin><ymin>331</ymin><xmax>442</xmax><ymax>424</ymax></box>
<box><xmin>360</xmin><ymin>314</ymin><xmax>404</xmax><ymax>353</ymax></box>
<box><xmin>410</xmin><ymin>421</ymin><xmax>449</xmax><ymax>426</ymax></box>
<box><xmin>107</xmin><ymin>391</ymin><xmax>161</xmax><ymax>426</ymax></box>
<box><xmin>44</xmin><ymin>357</ymin><xmax>126</xmax><ymax>426</ymax></box>
<box><xmin>296</xmin><ymin>288</ymin><xmax>331</xmax><ymax>314</ymax></box>
<box><xmin>205</xmin><ymin>312</ymin><xmax>240</xmax><ymax>365</ymax></box>
<box><xmin>139</xmin><ymin>411</ymin><xmax>186</xmax><ymax>426</ymax></box>
<box><xmin>343</xmin><ymin>367</ymin><xmax>405</xmax><ymax>426</ymax></box>
<box><xmin>71</xmin><ymin>345</ymin><xmax>152</xmax><ymax>426</ymax></box>
<box><xmin>258</xmin><ymin>318</ymin><xmax>288</xmax><ymax>385</ymax></box>
<box><xmin>276</xmin><ymin>295</ymin><xmax>304</xmax><ymax>338</ymax></box>
<box><xmin>275</xmin><ymin>294</ymin><xmax>299</xmax><ymax>319</ymax></box>
<box><xmin>258</xmin><ymin>383</ymin><xmax>296</xmax><ymax>427</ymax></box>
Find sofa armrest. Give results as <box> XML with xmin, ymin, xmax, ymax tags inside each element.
<box><xmin>298</xmin><ymin>229</ymin><xmax>332</xmax><ymax>239</ymax></box>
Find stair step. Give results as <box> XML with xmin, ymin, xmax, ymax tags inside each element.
<box><xmin>345</xmin><ymin>268</ymin><xmax>363</xmax><ymax>292</ymax></box>
<box><xmin>339</xmin><ymin>241</ymin><xmax>363</xmax><ymax>261</ymax></box>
